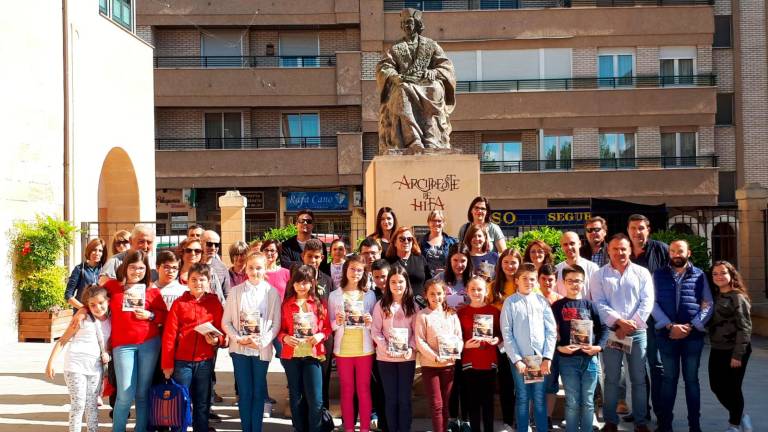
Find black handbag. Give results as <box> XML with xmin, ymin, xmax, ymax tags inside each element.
<box><xmin>320</xmin><ymin>407</ymin><xmax>335</xmax><ymax>432</ymax></box>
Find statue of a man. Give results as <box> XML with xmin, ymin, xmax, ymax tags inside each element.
<box><xmin>376</xmin><ymin>8</ymin><xmax>456</xmax><ymax>155</ymax></box>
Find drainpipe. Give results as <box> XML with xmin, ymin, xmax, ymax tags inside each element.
<box><xmin>62</xmin><ymin>0</ymin><xmax>72</xmax><ymax>267</ymax></box>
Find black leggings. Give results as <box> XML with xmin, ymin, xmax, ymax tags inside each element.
<box><xmin>708</xmin><ymin>345</ymin><xmax>751</xmax><ymax>426</ymax></box>
<box><xmin>463</xmin><ymin>368</ymin><xmax>496</xmax><ymax>432</ymax></box>
<box><xmin>497</xmin><ymin>350</ymin><xmax>515</xmax><ymax>425</ymax></box>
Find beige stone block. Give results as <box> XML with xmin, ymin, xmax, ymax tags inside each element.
<box><xmin>338</xmin><ymin>132</ymin><xmax>363</xmax><ymax>176</ymax></box>
<box><xmin>219</xmin><ymin>190</ymin><xmax>247</xmax><ymax>267</ymax></box>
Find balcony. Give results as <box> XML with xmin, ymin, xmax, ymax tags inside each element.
<box><xmin>154</xmin><ymin>55</ymin><xmax>337</xmax><ymax>69</ymax></box>
<box><xmin>155</xmin><ymin>136</ymin><xmax>338</xmax><ymax>150</ymax></box>
<box><xmin>456</xmin><ymin>75</ymin><xmax>716</xmax><ymax>92</ymax></box>
<box><xmin>480</xmin><ymin>155</ymin><xmax>717</xmax><ymax>172</ymax></box>
<box><xmin>383</xmin><ymin>0</ymin><xmax>712</xmax><ymax>11</ymax></box>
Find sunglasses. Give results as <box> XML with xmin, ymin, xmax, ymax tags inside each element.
<box><xmin>116</xmin><ymin>240</ymin><xmax>130</xmax><ymax>245</ymax></box>
<box><xmin>298</xmin><ymin>219</ymin><xmax>314</xmax><ymax>225</ymax></box>
<box><xmin>205</xmin><ymin>241</ymin><xmax>220</xmax><ymax>248</ymax></box>
<box><xmin>184</xmin><ymin>248</ymin><xmax>203</xmax><ymax>254</ymax></box>
<box><xmin>585</xmin><ymin>227</ymin><xmax>603</xmax><ymax>233</ymax></box>
<box><xmin>398</xmin><ymin>237</ymin><xmax>415</xmax><ymax>243</ymax></box>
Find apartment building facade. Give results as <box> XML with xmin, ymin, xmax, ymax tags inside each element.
<box><xmin>140</xmin><ymin>0</ymin><xmax>763</xmax><ymax>272</ymax></box>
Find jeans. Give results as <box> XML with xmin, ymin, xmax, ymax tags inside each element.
<box><xmin>378</xmin><ymin>360</ymin><xmax>416</xmax><ymax>432</ymax></box>
<box><xmin>283</xmin><ymin>357</ymin><xmax>323</xmax><ymax>432</ymax></box>
<box><xmin>709</xmin><ymin>345</ymin><xmax>752</xmax><ymax>426</ymax></box>
<box><xmin>602</xmin><ymin>330</ymin><xmax>648</xmax><ymax>426</ymax></box>
<box><xmin>645</xmin><ymin>322</ymin><xmax>664</xmax><ymax>419</ymax></box>
<box><xmin>231</xmin><ymin>353</ymin><xmax>270</xmax><ymax>432</ymax></box>
<box><xmin>337</xmin><ymin>355</ymin><xmax>373</xmax><ymax>432</ymax></box>
<box><xmin>421</xmin><ymin>366</ymin><xmax>454</xmax><ymax>432</ymax></box>
<box><xmin>656</xmin><ymin>334</ymin><xmax>704</xmax><ymax>431</ymax></box>
<box><xmin>112</xmin><ymin>336</ymin><xmax>161</xmax><ymax>432</ymax></box>
<box><xmin>559</xmin><ymin>355</ymin><xmax>599</xmax><ymax>432</ymax></box>
<box><xmin>173</xmin><ymin>359</ymin><xmax>214</xmax><ymax>432</ymax></box>
<box><xmin>511</xmin><ymin>363</ymin><xmax>547</xmax><ymax>432</ymax></box>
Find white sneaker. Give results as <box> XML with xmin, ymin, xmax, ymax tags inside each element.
<box><xmin>741</xmin><ymin>414</ymin><xmax>753</xmax><ymax>432</ymax></box>
<box><xmin>263</xmin><ymin>401</ymin><xmax>272</xmax><ymax>418</ymax></box>
<box><xmin>725</xmin><ymin>425</ymin><xmax>740</xmax><ymax>432</ymax></box>
<box><xmin>501</xmin><ymin>423</ymin><xmax>516</xmax><ymax>432</ymax></box>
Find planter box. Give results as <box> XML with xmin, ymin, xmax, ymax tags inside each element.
<box><xmin>18</xmin><ymin>309</ymin><xmax>73</xmax><ymax>342</ymax></box>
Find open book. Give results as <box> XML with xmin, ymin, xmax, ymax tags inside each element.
<box><xmin>194</xmin><ymin>321</ymin><xmax>223</xmax><ymax>338</ymax></box>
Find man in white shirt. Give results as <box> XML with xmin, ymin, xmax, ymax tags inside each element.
<box><xmin>555</xmin><ymin>231</ymin><xmax>599</xmax><ymax>299</ymax></box>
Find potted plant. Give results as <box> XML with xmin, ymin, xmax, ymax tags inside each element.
<box><xmin>11</xmin><ymin>215</ymin><xmax>76</xmax><ymax>342</ymax></box>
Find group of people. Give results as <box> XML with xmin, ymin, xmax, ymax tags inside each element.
<box><xmin>44</xmin><ymin>197</ymin><xmax>754</xmax><ymax>432</ymax></box>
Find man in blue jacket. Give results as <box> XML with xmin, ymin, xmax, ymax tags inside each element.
<box><xmin>651</xmin><ymin>239</ymin><xmax>712</xmax><ymax>432</ymax></box>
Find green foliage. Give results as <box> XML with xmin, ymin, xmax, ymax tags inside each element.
<box><xmin>17</xmin><ymin>266</ymin><xmax>68</xmax><ymax>312</ymax></box>
<box><xmin>651</xmin><ymin>230</ymin><xmax>711</xmax><ymax>269</ymax></box>
<box><xmin>506</xmin><ymin>226</ymin><xmax>566</xmax><ymax>263</ymax></box>
<box><xmin>256</xmin><ymin>224</ymin><xmax>298</xmax><ymax>243</ymax></box>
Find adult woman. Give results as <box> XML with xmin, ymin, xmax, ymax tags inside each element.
<box><xmin>65</xmin><ymin>238</ymin><xmax>107</xmax><ymax>309</ymax></box>
<box><xmin>329</xmin><ymin>239</ymin><xmax>348</xmax><ymax>290</ymax></box>
<box><xmin>111</xmin><ymin>230</ymin><xmax>131</xmax><ymax>256</ymax></box>
<box><xmin>262</xmin><ymin>239</ymin><xmax>291</xmax><ymax>300</ymax></box>
<box><xmin>386</xmin><ymin>226</ymin><xmax>432</xmax><ymax>306</ymax></box>
<box><xmin>458</xmin><ymin>197</ymin><xmax>506</xmax><ymax>253</ymax></box>
<box><xmin>709</xmin><ymin>261</ymin><xmax>753</xmax><ymax>432</ymax></box>
<box><xmin>463</xmin><ymin>224</ymin><xmax>499</xmax><ymax>280</ymax></box>
<box><xmin>523</xmin><ymin>240</ymin><xmax>554</xmax><ymax>272</ymax></box>
<box><xmin>105</xmin><ymin>250</ymin><xmax>167</xmax><ymax>432</ymax></box>
<box><xmin>368</xmin><ymin>207</ymin><xmax>398</xmax><ymax>256</ymax></box>
<box><xmin>419</xmin><ymin>210</ymin><xmax>458</xmax><ymax>275</ymax></box>
<box><xmin>178</xmin><ymin>238</ymin><xmax>203</xmax><ymax>285</ymax></box>
<box><xmin>228</xmin><ymin>241</ymin><xmax>250</xmax><ymax>287</ymax></box>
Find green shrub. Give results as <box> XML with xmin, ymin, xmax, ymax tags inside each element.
<box><xmin>651</xmin><ymin>230</ymin><xmax>710</xmax><ymax>269</ymax></box>
<box><xmin>17</xmin><ymin>266</ymin><xmax>68</xmax><ymax>312</ymax></box>
<box><xmin>11</xmin><ymin>215</ymin><xmax>76</xmax><ymax>280</ymax></box>
<box><xmin>256</xmin><ymin>224</ymin><xmax>298</xmax><ymax>243</ymax></box>
<box><xmin>506</xmin><ymin>226</ymin><xmax>566</xmax><ymax>263</ymax></box>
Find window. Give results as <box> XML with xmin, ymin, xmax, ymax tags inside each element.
<box><xmin>201</xmin><ymin>31</ymin><xmax>243</xmax><ymax>68</ymax></box>
<box><xmin>204</xmin><ymin>113</ymin><xmax>242</xmax><ymax>149</ymax></box>
<box><xmin>659</xmin><ymin>47</ymin><xmax>696</xmax><ymax>85</ymax></box>
<box><xmin>598</xmin><ymin>51</ymin><xmax>634</xmax><ymax>87</ymax></box>
<box><xmin>718</xmin><ymin>171</ymin><xmax>736</xmax><ymax>204</ymax></box>
<box><xmin>480</xmin><ymin>0</ymin><xmax>519</xmax><ymax>8</ymax></box>
<box><xmin>716</xmin><ymin>93</ymin><xmax>734</xmax><ymax>125</ymax></box>
<box><xmin>481</xmin><ymin>142</ymin><xmax>522</xmax><ymax>172</ymax></box>
<box><xmin>279</xmin><ymin>33</ymin><xmax>320</xmax><ymax>67</ymax></box>
<box><xmin>713</xmin><ymin>16</ymin><xmax>732</xmax><ymax>48</ymax></box>
<box><xmin>540</xmin><ymin>134</ymin><xmax>572</xmax><ymax>170</ymax></box>
<box><xmin>99</xmin><ymin>0</ymin><xmax>108</xmax><ymax>14</ymax></box>
<box><xmin>599</xmin><ymin>132</ymin><xmax>635</xmax><ymax>168</ymax></box>
<box><xmin>661</xmin><ymin>132</ymin><xmax>696</xmax><ymax>166</ymax></box>
<box><xmin>112</xmin><ymin>0</ymin><xmax>132</xmax><ymax>30</ymax></box>
<box><xmin>282</xmin><ymin>113</ymin><xmax>320</xmax><ymax>146</ymax></box>
<box><xmin>447</xmin><ymin>49</ymin><xmax>572</xmax><ymax>86</ymax></box>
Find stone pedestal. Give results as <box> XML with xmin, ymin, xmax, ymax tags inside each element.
<box><xmin>218</xmin><ymin>190</ymin><xmax>247</xmax><ymax>267</ymax></box>
<box><xmin>735</xmin><ymin>183</ymin><xmax>768</xmax><ymax>301</ymax></box>
<box><xmin>364</xmin><ymin>154</ymin><xmax>480</xmax><ymax>237</ymax></box>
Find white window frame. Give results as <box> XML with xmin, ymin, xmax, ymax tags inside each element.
<box><xmin>597</xmin><ymin>48</ymin><xmax>636</xmax><ymax>87</ymax></box>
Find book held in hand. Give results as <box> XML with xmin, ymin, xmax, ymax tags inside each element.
<box><xmin>606</xmin><ymin>330</ymin><xmax>632</xmax><ymax>354</ymax></box>
<box><xmin>387</xmin><ymin>327</ymin><xmax>409</xmax><ymax>356</ymax></box>
<box><xmin>194</xmin><ymin>321</ymin><xmax>223</xmax><ymax>338</ymax></box>
<box><xmin>523</xmin><ymin>354</ymin><xmax>545</xmax><ymax>384</ymax></box>
<box><xmin>239</xmin><ymin>310</ymin><xmax>261</xmax><ymax>337</ymax></box>
<box><xmin>122</xmin><ymin>284</ymin><xmax>146</xmax><ymax>311</ymax></box>
<box><xmin>293</xmin><ymin>312</ymin><xmax>315</xmax><ymax>340</ymax></box>
<box><xmin>472</xmin><ymin>314</ymin><xmax>494</xmax><ymax>341</ymax></box>
<box><xmin>570</xmin><ymin>319</ymin><xmax>593</xmax><ymax>347</ymax></box>
<box><xmin>437</xmin><ymin>334</ymin><xmax>460</xmax><ymax>360</ymax></box>
<box><xmin>344</xmin><ymin>300</ymin><xmax>365</xmax><ymax>328</ymax></box>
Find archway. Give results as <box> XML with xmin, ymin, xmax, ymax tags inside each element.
<box><xmin>98</xmin><ymin>147</ymin><xmax>140</xmax><ymax>241</ymax></box>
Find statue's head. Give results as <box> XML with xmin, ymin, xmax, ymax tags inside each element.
<box><xmin>400</xmin><ymin>8</ymin><xmax>424</xmax><ymax>36</ymax></box>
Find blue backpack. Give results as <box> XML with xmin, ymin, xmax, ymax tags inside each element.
<box><xmin>148</xmin><ymin>379</ymin><xmax>192</xmax><ymax>432</ymax></box>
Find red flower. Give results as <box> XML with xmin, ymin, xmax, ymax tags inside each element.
<box><xmin>21</xmin><ymin>241</ymin><xmax>31</xmax><ymax>257</ymax></box>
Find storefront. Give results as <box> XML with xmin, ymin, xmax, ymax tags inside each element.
<box><xmin>282</xmin><ymin>188</ymin><xmax>366</xmax><ymax>244</ymax></box>
<box><xmin>491</xmin><ymin>208</ymin><xmax>592</xmax><ymax>237</ymax></box>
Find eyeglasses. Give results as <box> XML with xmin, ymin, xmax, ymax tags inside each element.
<box><xmin>127</xmin><ymin>264</ymin><xmax>146</xmax><ymax>272</ymax></box>
<box><xmin>298</xmin><ymin>219</ymin><xmax>314</xmax><ymax>225</ymax></box>
<box><xmin>472</xmin><ymin>206</ymin><xmax>487</xmax><ymax>212</ymax></box>
<box><xmin>531</xmin><ymin>249</ymin><xmax>546</xmax><ymax>255</ymax></box>
<box><xmin>585</xmin><ymin>227</ymin><xmax>603</xmax><ymax>233</ymax></box>
<box><xmin>263</xmin><ymin>249</ymin><xmax>278</xmax><ymax>254</ymax></box>
<box><xmin>205</xmin><ymin>241</ymin><xmax>220</xmax><ymax>248</ymax></box>
<box><xmin>398</xmin><ymin>237</ymin><xmax>415</xmax><ymax>243</ymax></box>
<box><xmin>430</xmin><ymin>219</ymin><xmax>444</xmax><ymax>224</ymax></box>
<box><xmin>564</xmin><ymin>279</ymin><xmax>584</xmax><ymax>285</ymax></box>
<box><xmin>184</xmin><ymin>248</ymin><xmax>203</xmax><ymax>254</ymax></box>
<box><xmin>162</xmin><ymin>265</ymin><xmax>179</xmax><ymax>272</ymax></box>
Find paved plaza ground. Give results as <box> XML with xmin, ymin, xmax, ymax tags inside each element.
<box><xmin>0</xmin><ymin>337</ymin><xmax>765</xmax><ymax>431</ymax></box>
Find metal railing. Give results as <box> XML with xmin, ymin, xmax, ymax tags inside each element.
<box><xmin>383</xmin><ymin>0</ymin><xmax>712</xmax><ymax>10</ymax></box>
<box><xmin>156</xmin><ymin>136</ymin><xmax>339</xmax><ymax>151</ymax></box>
<box><xmin>153</xmin><ymin>55</ymin><xmax>337</xmax><ymax>69</ymax></box>
<box><xmin>480</xmin><ymin>155</ymin><xmax>718</xmax><ymax>172</ymax></box>
<box><xmin>456</xmin><ymin>75</ymin><xmax>716</xmax><ymax>92</ymax></box>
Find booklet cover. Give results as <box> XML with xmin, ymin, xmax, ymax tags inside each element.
<box><xmin>388</xmin><ymin>327</ymin><xmax>409</xmax><ymax>356</ymax></box>
<box><xmin>570</xmin><ymin>319</ymin><xmax>593</xmax><ymax>347</ymax></box>
<box><xmin>293</xmin><ymin>312</ymin><xmax>315</xmax><ymax>340</ymax></box>
<box><xmin>472</xmin><ymin>314</ymin><xmax>494</xmax><ymax>341</ymax></box>
<box><xmin>523</xmin><ymin>354</ymin><xmax>544</xmax><ymax>384</ymax></box>
<box><xmin>606</xmin><ymin>330</ymin><xmax>632</xmax><ymax>354</ymax></box>
<box><xmin>194</xmin><ymin>321</ymin><xmax>223</xmax><ymax>338</ymax></box>
<box><xmin>122</xmin><ymin>284</ymin><xmax>146</xmax><ymax>311</ymax></box>
<box><xmin>344</xmin><ymin>300</ymin><xmax>365</xmax><ymax>328</ymax></box>
<box><xmin>437</xmin><ymin>334</ymin><xmax>460</xmax><ymax>360</ymax></box>
<box><xmin>239</xmin><ymin>310</ymin><xmax>261</xmax><ymax>338</ymax></box>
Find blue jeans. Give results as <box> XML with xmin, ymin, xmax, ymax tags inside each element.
<box><xmin>657</xmin><ymin>334</ymin><xmax>704</xmax><ymax>431</ymax></box>
<box><xmin>646</xmin><ymin>321</ymin><xmax>664</xmax><ymax>419</ymax></box>
<box><xmin>173</xmin><ymin>359</ymin><xmax>214</xmax><ymax>432</ymax></box>
<box><xmin>602</xmin><ymin>330</ymin><xmax>648</xmax><ymax>426</ymax></box>
<box><xmin>231</xmin><ymin>353</ymin><xmax>270</xmax><ymax>432</ymax></box>
<box><xmin>283</xmin><ymin>357</ymin><xmax>324</xmax><ymax>432</ymax></box>
<box><xmin>510</xmin><ymin>360</ymin><xmax>547</xmax><ymax>432</ymax></box>
<box><xmin>559</xmin><ymin>355</ymin><xmax>599</xmax><ymax>432</ymax></box>
<box><xmin>378</xmin><ymin>360</ymin><xmax>416</xmax><ymax>432</ymax></box>
<box><xmin>112</xmin><ymin>336</ymin><xmax>161</xmax><ymax>432</ymax></box>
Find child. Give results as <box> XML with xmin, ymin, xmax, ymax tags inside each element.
<box><xmin>156</xmin><ymin>250</ymin><xmax>187</xmax><ymax>311</ymax></box>
<box><xmin>551</xmin><ymin>265</ymin><xmax>607</xmax><ymax>432</ymax></box>
<box><xmin>457</xmin><ymin>276</ymin><xmax>501</xmax><ymax>432</ymax></box>
<box><xmin>328</xmin><ymin>255</ymin><xmax>377</xmax><ymax>432</ymax></box>
<box><xmin>370</xmin><ymin>258</ymin><xmax>391</xmax><ymax>299</ymax></box>
<box><xmin>501</xmin><ymin>262</ymin><xmax>557</xmax><ymax>432</ymax></box>
<box><xmin>462</xmin><ymin>224</ymin><xmax>499</xmax><ymax>280</ymax></box>
<box><xmin>278</xmin><ymin>265</ymin><xmax>332</xmax><ymax>432</ymax></box>
<box><xmin>222</xmin><ymin>252</ymin><xmax>282</xmax><ymax>432</ymax></box>
<box><xmin>330</xmin><ymin>239</ymin><xmax>348</xmax><ymax>290</ymax></box>
<box><xmin>372</xmin><ymin>265</ymin><xmax>418</xmax><ymax>432</ymax></box>
<box><xmin>538</xmin><ymin>263</ymin><xmax>563</xmax><ymax>427</ymax></box>
<box><xmin>46</xmin><ymin>284</ymin><xmax>111</xmax><ymax>432</ymax></box>
<box><xmin>414</xmin><ymin>279</ymin><xmax>463</xmax><ymax>432</ymax></box>
<box><xmin>161</xmin><ymin>263</ymin><xmax>225</xmax><ymax>432</ymax></box>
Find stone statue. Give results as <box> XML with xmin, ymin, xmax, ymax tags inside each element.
<box><xmin>376</xmin><ymin>8</ymin><xmax>456</xmax><ymax>155</ymax></box>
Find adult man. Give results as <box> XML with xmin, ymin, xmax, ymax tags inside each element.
<box><xmin>651</xmin><ymin>240</ymin><xmax>712</xmax><ymax>432</ymax></box>
<box><xmin>359</xmin><ymin>237</ymin><xmax>383</xmax><ymax>290</ymax></box>
<box><xmin>556</xmin><ymin>231</ymin><xmax>600</xmax><ymax>299</ymax></box>
<box><xmin>187</xmin><ymin>224</ymin><xmax>204</xmax><ymax>241</ymax></box>
<box><xmin>581</xmin><ymin>216</ymin><xmax>609</xmax><ymax>267</ymax></box>
<box><xmin>591</xmin><ymin>234</ymin><xmax>654</xmax><ymax>432</ymax></box>
<box><xmin>280</xmin><ymin>209</ymin><xmax>329</xmax><ymax>274</ymax></box>
<box><xmin>201</xmin><ymin>230</ymin><xmax>231</xmax><ymax>301</ymax></box>
<box><xmin>627</xmin><ymin>214</ymin><xmax>668</xmax><ymax>423</ymax></box>
<box><xmin>99</xmin><ymin>224</ymin><xmax>157</xmax><ymax>285</ymax></box>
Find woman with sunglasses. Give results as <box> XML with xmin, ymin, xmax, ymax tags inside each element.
<box><xmin>111</xmin><ymin>230</ymin><xmax>131</xmax><ymax>256</ymax></box>
<box><xmin>178</xmin><ymin>238</ymin><xmax>203</xmax><ymax>285</ymax></box>
<box><xmin>386</xmin><ymin>226</ymin><xmax>432</xmax><ymax>308</ymax></box>
<box><xmin>458</xmin><ymin>197</ymin><xmax>506</xmax><ymax>254</ymax></box>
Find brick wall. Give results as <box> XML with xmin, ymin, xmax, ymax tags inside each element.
<box><xmin>136</xmin><ymin>25</ymin><xmax>154</xmax><ymax>47</ymax></box>
<box><xmin>636</xmin><ymin>126</ymin><xmax>660</xmax><ymax>157</ymax></box>
<box><xmin>362</xmin><ymin>52</ymin><xmax>381</xmax><ymax>80</ymax></box>
<box><xmin>155</xmin><ymin>29</ymin><xmax>200</xmax><ymax>57</ymax></box>
<box><xmin>715</xmin><ymin>126</ymin><xmax>737</xmax><ymax>170</ymax></box>
<box><xmin>698</xmin><ymin>126</ymin><xmax>715</xmax><ymax>157</ymax></box>
<box><xmin>573</xmin><ymin>128</ymin><xmax>599</xmax><ymax>158</ymax></box>
<box><xmin>363</xmin><ymin>132</ymin><xmax>378</xmax><ymax>160</ymax></box>
<box><xmin>251</xmin><ymin>110</ymin><xmax>281</xmax><ymax>136</ymax></box>
<box><xmin>522</xmin><ymin>130</ymin><xmax>539</xmax><ymax>160</ymax></box>
<box><xmin>714</xmin><ymin>0</ymin><xmax>731</xmax><ymax>15</ymax></box>
<box><xmin>250</xmin><ymin>108</ymin><xmax>361</xmax><ymax>137</ymax></box>
<box><xmin>572</xmin><ymin>48</ymin><xmax>597</xmax><ymax>77</ymax></box>
<box><xmin>636</xmin><ymin>47</ymin><xmax>659</xmax><ymax>76</ymax></box>
<box><xmin>249</xmin><ymin>31</ymin><xmax>279</xmax><ymax>56</ymax></box>
<box><xmin>450</xmin><ymin>131</ymin><xmax>481</xmax><ymax>156</ymax></box>
<box><xmin>156</xmin><ymin>109</ymin><xmax>253</xmax><ymax>138</ymax></box>
<box><xmin>248</xmin><ymin>30</ymin><xmax>360</xmax><ymax>57</ymax></box>
<box><xmin>713</xmin><ymin>49</ymin><xmax>734</xmax><ymax>92</ymax></box>
<box><xmin>696</xmin><ymin>45</ymin><xmax>713</xmax><ymax>74</ymax></box>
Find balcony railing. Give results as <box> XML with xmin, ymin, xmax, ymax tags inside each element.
<box><xmin>383</xmin><ymin>0</ymin><xmax>712</xmax><ymax>10</ymax></box>
<box><xmin>153</xmin><ymin>55</ymin><xmax>337</xmax><ymax>69</ymax></box>
<box><xmin>480</xmin><ymin>155</ymin><xmax>718</xmax><ymax>172</ymax></box>
<box><xmin>456</xmin><ymin>75</ymin><xmax>716</xmax><ymax>92</ymax></box>
<box><xmin>156</xmin><ymin>136</ymin><xmax>338</xmax><ymax>150</ymax></box>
